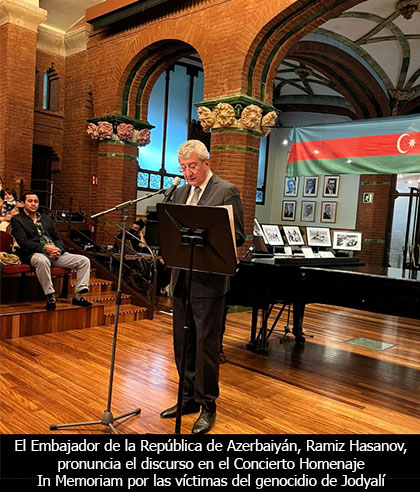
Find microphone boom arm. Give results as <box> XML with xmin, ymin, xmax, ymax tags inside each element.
<box><xmin>91</xmin><ymin>182</ymin><xmax>179</xmax><ymax>220</ymax></box>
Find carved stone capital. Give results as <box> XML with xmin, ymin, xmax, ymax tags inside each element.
<box><xmin>197</xmin><ymin>101</ymin><xmax>278</xmax><ymax>136</ymax></box>
<box><xmin>87</xmin><ymin>114</ymin><xmax>154</xmax><ymax>145</ymax></box>
<box><xmin>0</xmin><ymin>0</ymin><xmax>47</xmax><ymax>32</ymax></box>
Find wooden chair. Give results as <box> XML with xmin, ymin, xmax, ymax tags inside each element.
<box><xmin>0</xmin><ymin>231</ymin><xmax>71</xmax><ymax>302</ymax></box>
<box><xmin>0</xmin><ymin>231</ymin><xmax>31</xmax><ymax>302</ymax></box>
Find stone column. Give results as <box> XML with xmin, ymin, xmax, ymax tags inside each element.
<box><xmin>0</xmin><ymin>0</ymin><xmax>47</xmax><ymax>188</ymax></box>
<box><xmin>196</xmin><ymin>98</ymin><xmax>277</xmax><ymax>252</ymax></box>
<box><xmin>87</xmin><ymin>115</ymin><xmax>152</xmax><ymax>244</ymax></box>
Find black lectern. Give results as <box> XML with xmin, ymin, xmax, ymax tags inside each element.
<box><xmin>156</xmin><ymin>203</ymin><xmax>237</xmax><ymax>433</ymax></box>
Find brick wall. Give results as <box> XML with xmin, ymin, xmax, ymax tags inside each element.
<box><xmin>53</xmin><ymin>50</ymin><xmax>95</xmax><ymax>215</ymax></box>
<box><xmin>0</xmin><ymin>23</ymin><xmax>37</xmax><ymax>189</ymax></box>
<box><xmin>32</xmin><ymin>48</ymin><xmax>67</xmax><ymax>174</ymax></box>
<box><xmin>95</xmin><ymin>141</ymin><xmax>139</xmax><ymax>244</ymax></box>
<box><xmin>210</xmin><ymin>129</ymin><xmax>261</xmax><ymax>250</ymax></box>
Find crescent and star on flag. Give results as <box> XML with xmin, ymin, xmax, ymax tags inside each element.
<box><xmin>396</xmin><ymin>133</ymin><xmax>416</xmax><ymax>154</ymax></box>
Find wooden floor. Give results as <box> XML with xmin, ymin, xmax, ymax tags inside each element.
<box><xmin>1</xmin><ymin>301</ymin><xmax>419</xmax><ymax>434</ymax></box>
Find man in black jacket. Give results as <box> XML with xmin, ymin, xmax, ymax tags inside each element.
<box><xmin>11</xmin><ymin>192</ymin><xmax>92</xmax><ymax>311</ymax></box>
<box><xmin>159</xmin><ymin>140</ymin><xmax>245</xmax><ymax>434</ymax></box>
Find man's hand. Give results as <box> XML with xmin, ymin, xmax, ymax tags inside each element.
<box><xmin>44</xmin><ymin>244</ymin><xmax>61</xmax><ymax>258</ymax></box>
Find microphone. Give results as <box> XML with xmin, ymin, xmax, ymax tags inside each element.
<box><xmin>162</xmin><ymin>176</ymin><xmax>181</xmax><ymax>203</ymax></box>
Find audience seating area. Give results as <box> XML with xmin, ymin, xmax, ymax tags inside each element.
<box><xmin>0</xmin><ymin>231</ymin><xmax>148</xmax><ymax>340</ymax></box>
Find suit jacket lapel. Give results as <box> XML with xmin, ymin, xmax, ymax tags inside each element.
<box><xmin>179</xmin><ymin>185</ymin><xmax>191</xmax><ymax>204</ymax></box>
<box><xmin>198</xmin><ymin>175</ymin><xmax>216</xmax><ymax>205</ymax></box>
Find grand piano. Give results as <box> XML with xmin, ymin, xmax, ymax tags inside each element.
<box><xmin>227</xmin><ymin>256</ymin><xmax>420</xmax><ymax>350</ymax></box>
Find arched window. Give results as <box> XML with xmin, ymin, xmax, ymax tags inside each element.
<box><xmin>42</xmin><ymin>63</ymin><xmax>60</xmax><ymax>112</ymax></box>
<box><xmin>138</xmin><ymin>63</ymin><xmax>204</xmax><ymax>191</ymax></box>
<box><xmin>138</xmin><ymin>61</ymin><xmax>268</xmax><ymax>203</ymax></box>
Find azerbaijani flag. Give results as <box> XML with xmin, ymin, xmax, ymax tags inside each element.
<box><xmin>287</xmin><ymin>114</ymin><xmax>420</xmax><ymax>176</ymax></box>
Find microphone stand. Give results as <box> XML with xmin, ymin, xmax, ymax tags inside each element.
<box><xmin>50</xmin><ymin>187</ymin><xmax>169</xmax><ymax>434</ymax></box>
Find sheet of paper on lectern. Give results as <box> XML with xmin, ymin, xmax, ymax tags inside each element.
<box><xmin>219</xmin><ymin>204</ymin><xmax>236</xmax><ymax>252</ymax></box>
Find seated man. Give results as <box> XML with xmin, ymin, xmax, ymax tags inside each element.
<box><xmin>11</xmin><ymin>192</ymin><xmax>92</xmax><ymax>311</ymax></box>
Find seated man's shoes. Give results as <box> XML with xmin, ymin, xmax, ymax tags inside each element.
<box><xmin>46</xmin><ymin>298</ymin><xmax>56</xmax><ymax>311</ymax></box>
<box><xmin>72</xmin><ymin>296</ymin><xmax>92</xmax><ymax>307</ymax></box>
<box><xmin>191</xmin><ymin>410</ymin><xmax>216</xmax><ymax>434</ymax></box>
<box><xmin>160</xmin><ymin>401</ymin><xmax>200</xmax><ymax>419</ymax></box>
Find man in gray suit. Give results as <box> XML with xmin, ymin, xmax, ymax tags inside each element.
<box><xmin>160</xmin><ymin>140</ymin><xmax>245</xmax><ymax>433</ymax></box>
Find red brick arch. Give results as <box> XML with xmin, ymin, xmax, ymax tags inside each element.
<box><xmin>118</xmin><ymin>39</ymin><xmax>199</xmax><ymax>121</ymax></box>
<box><xmin>89</xmin><ymin>30</ymin><xmax>206</xmax><ymax>117</ymax></box>
<box><xmin>243</xmin><ymin>0</ymin><xmax>366</xmax><ymax>104</ymax></box>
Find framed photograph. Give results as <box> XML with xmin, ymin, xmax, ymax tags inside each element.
<box><xmin>333</xmin><ymin>231</ymin><xmax>362</xmax><ymax>251</ymax></box>
<box><xmin>261</xmin><ymin>224</ymin><xmax>284</xmax><ymax>246</ymax></box>
<box><xmin>282</xmin><ymin>200</ymin><xmax>296</xmax><ymax>221</ymax></box>
<box><xmin>320</xmin><ymin>201</ymin><xmax>337</xmax><ymax>223</ymax></box>
<box><xmin>301</xmin><ymin>201</ymin><xmax>316</xmax><ymax>222</ymax></box>
<box><xmin>283</xmin><ymin>226</ymin><xmax>304</xmax><ymax>246</ymax></box>
<box><xmin>323</xmin><ymin>175</ymin><xmax>340</xmax><ymax>197</ymax></box>
<box><xmin>284</xmin><ymin>176</ymin><xmax>298</xmax><ymax>196</ymax></box>
<box><xmin>253</xmin><ymin>218</ymin><xmax>267</xmax><ymax>241</ymax></box>
<box><xmin>303</xmin><ymin>176</ymin><xmax>318</xmax><ymax>197</ymax></box>
<box><xmin>306</xmin><ymin>227</ymin><xmax>332</xmax><ymax>247</ymax></box>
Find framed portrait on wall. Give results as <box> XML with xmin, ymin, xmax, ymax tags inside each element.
<box><xmin>284</xmin><ymin>176</ymin><xmax>298</xmax><ymax>196</ymax></box>
<box><xmin>303</xmin><ymin>176</ymin><xmax>318</xmax><ymax>197</ymax></box>
<box><xmin>306</xmin><ymin>227</ymin><xmax>332</xmax><ymax>247</ymax></box>
<box><xmin>320</xmin><ymin>201</ymin><xmax>337</xmax><ymax>223</ymax></box>
<box><xmin>283</xmin><ymin>226</ymin><xmax>304</xmax><ymax>246</ymax></box>
<box><xmin>301</xmin><ymin>201</ymin><xmax>316</xmax><ymax>222</ymax></box>
<box><xmin>333</xmin><ymin>231</ymin><xmax>362</xmax><ymax>251</ymax></box>
<box><xmin>282</xmin><ymin>200</ymin><xmax>296</xmax><ymax>221</ymax></box>
<box><xmin>323</xmin><ymin>175</ymin><xmax>340</xmax><ymax>197</ymax></box>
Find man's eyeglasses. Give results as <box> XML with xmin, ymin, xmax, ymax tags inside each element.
<box><xmin>178</xmin><ymin>164</ymin><xmax>199</xmax><ymax>173</ymax></box>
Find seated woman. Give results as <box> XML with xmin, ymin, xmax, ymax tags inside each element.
<box><xmin>0</xmin><ymin>188</ymin><xmax>19</xmax><ymax>232</ymax></box>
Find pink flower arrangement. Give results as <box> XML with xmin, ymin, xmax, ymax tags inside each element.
<box><xmin>97</xmin><ymin>121</ymin><xmax>113</xmax><ymax>139</ymax></box>
<box><xmin>117</xmin><ymin>123</ymin><xmax>135</xmax><ymax>142</ymax></box>
<box><xmin>87</xmin><ymin>123</ymin><xmax>99</xmax><ymax>140</ymax></box>
<box><xmin>137</xmin><ymin>129</ymin><xmax>151</xmax><ymax>147</ymax></box>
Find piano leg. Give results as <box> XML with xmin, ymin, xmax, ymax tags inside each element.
<box><xmin>245</xmin><ymin>307</ymin><xmax>259</xmax><ymax>351</ymax></box>
<box><xmin>245</xmin><ymin>306</ymin><xmax>270</xmax><ymax>352</ymax></box>
<box><xmin>292</xmin><ymin>301</ymin><xmax>306</xmax><ymax>345</ymax></box>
